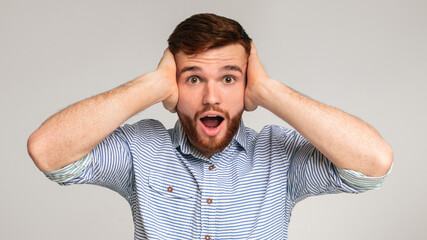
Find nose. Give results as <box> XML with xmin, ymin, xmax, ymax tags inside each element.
<box><xmin>202</xmin><ymin>81</ymin><xmax>220</xmax><ymax>106</ymax></box>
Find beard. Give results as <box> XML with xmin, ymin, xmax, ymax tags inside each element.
<box><xmin>177</xmin><ymin>105</ymin><xmax>243</xmax><ymax>157</ymax></box>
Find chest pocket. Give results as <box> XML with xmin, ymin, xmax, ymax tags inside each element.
<box><xmin>148</xmin><ymin>167</ymin><xmax>198</xmax><ymax>200</ymax></box>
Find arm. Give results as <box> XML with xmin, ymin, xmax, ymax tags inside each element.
<box><xmin>245</xmin><ymin>43</ymin><xmax>393</xmax><ymax>177</ymax></box>
<box><xmin>27</xmin><ymin>49</ymin><xmax>178</xmax><ymax>172</ymax></box>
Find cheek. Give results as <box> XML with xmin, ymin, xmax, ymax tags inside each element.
<box><xmin>176</xmin><ymin>91</ymin><xmax>188</xmax><ymax>113</ymax></box>
<box><xmin>177</xmin><ymin>85</ymin><xmax>196</xmax><ymax>114</ymax></box>
<box><xmin>226</xmin><ymin>86</ymin><xmax>245</xmax><ymax>114</ymax></box>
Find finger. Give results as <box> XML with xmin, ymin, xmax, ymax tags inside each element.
<box><xmin>157</xmin><ymin>48</ymin><xmax>174</xmax><ymax>70</ymax></box>
<box><xmin>250</xmin><ymin>41</ymin><xmax>258</xmax><ymax>56</ymax></box>
<box><xmin>248</xmin><ymin>44</ymin><xmax>267</xmax><ymax>79</ymax></box>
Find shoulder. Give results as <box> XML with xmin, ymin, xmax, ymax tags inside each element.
<box><xmin>119</xmin><ymin>119</ymin><xmax>169</xmax><ymax>140</ymax></box>
<box><xmin>259</xmin><ymin>124</ymin><xmax>300</xmax><ymax>140</ymax></box>
<box><xmin>245</xmin><ymin>124</ymin><xmax>306</xmax><ymax>149</ymax></box>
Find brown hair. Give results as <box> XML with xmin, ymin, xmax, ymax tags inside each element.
<box><xmin>168</xmin><ymin>13</ymin><xmax>252</xmax><ymax>56</ymax></box>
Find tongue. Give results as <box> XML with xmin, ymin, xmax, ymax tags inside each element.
<box><xmin>202</xmin><ymin>117</ymin><xmax>221</xmax><ymax>128</ymax></box>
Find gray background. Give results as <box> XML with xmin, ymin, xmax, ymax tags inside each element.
<box><xmin>1</xmin><ymin>0</ymin><xmax>425</xmax><ymax>239</ymax></box>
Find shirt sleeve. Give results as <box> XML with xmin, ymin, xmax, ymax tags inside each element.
<box><xmin>277</xmin><ymin>127</ymin><xmax>390</xmax><ymax>203</ymax></box>
<box><xmin>43</xmin><ymin>125</ymin><xmax>134</xmax><ymax>199</ymax></box>
<box><xmin>336</xmin><ymin>163</ymin><xmax>392</xmax><ymax>191</ymax></box>
<box><xmin>44</xmin><ymin>152</ymin><xmax>92</xmax><ymax>183</ymax></box>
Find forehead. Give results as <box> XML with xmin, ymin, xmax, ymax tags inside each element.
<box><xmin>174</xmin><ymin>44</ymin><xmax>247</xmax><ymax>72</ymax></box>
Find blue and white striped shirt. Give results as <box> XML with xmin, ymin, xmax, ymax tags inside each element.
<box><xmin>45</xmin><ymin>119</ymin><xmax>388</xmax><ymax>239</ymax></box>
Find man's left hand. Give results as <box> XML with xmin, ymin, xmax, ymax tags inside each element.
<box><xmin>245</xmin><ymin>42</ymin><xmax>272</xmax><ymax>111</ymax></box>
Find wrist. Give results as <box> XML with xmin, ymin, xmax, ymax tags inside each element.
<box><xmin>251</xmin><ymin>77</ymin><xmax>280</xmax><ymax>109</ymax></box>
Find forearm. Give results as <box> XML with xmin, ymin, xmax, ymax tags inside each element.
<box><xmin>257</xmin><ymin>79</ymin><xmax>393</xmax><ymax>177</ymax></box>
<box><xmin>28</xmin><ymin>72</ymin><xmax>166</xmax><ymax>172</ymax></box>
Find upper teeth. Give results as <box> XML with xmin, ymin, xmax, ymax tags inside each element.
<box><xmin>207</xmin><ymin>115</ymin><xmax>217</xmax><ymax>117</ymax></box>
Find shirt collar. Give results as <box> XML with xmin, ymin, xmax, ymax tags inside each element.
<box><xmin>171</xmin><ymin>119</ymin><xmax>248</xmax><ymax>158</ymax></box>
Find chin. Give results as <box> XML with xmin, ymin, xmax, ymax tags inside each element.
<box><xmin>177</xmin><ymin>106</ymin><xmax>243</xmax><ymax>156</ymax></box>
<box><xmin>194</xmin><ymin>126</ymin><xmax>230</xmax><ymax>153</ymax></box>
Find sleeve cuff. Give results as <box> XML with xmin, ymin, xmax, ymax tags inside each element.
<box><xmin>44</xmin><ymin>152</ymin><xmax>92</xmax><ymax>183</ymax></box>
<box><xmin>336</xmin><ymin>163</ymin><xmax>393</xmax><ymax>191</ymax></box>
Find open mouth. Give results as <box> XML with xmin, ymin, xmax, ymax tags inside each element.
<box><xmin>200</xmin><ymin>115</ymin><xmax>224</xmax><ymax>129</ymax></box>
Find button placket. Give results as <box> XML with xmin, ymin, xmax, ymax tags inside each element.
<box><xmin>201</xmin><ymin>160</ymin><xmax>217</xmax><ymax>240</ymax></box>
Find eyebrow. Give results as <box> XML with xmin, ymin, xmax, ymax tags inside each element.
<box><xmin>222</xmin><ymin>65</ymin><xmax>243</xmax><ymax>74</ymax></box>
<box><xmin>180</xmin><ymin>66</ymin><xmax>202</xmax><ymax>74</ymax></box>
<box><xmin>179</xmin><ymin>65</ymin><xmax>243</xmax><ymax>74</ymax></box>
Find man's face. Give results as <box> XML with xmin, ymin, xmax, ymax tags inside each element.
<box><xmin>175</xmin><ymin>44</ymin><xmax>247</xmax><ymax>158</ymax></box>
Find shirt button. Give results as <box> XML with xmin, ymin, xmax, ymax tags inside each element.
<box><xmin>167</xmin><ymin>186</ymin><xmax>173</xmax><ymax>193</ymax></box>
<box><xmin>205</xmin><ymin>235</ymin><xmax>211</xmax><ymax>240</ymax></box>
<box><xmin>209</xmin><ymin>165</ymin><xmax>215</xmax><ymax>170</ymax></box>
<box><xmin>206</xmin><ymin>198</ymin><xmax>213</xmax><ymax>204</ymax></box>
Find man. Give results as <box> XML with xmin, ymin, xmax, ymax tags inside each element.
<box><xmin>28</xmin><ymin>13</ymin><xmax>393</xmax><ymax>239</ymax></box>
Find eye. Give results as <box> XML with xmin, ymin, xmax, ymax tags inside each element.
<box><xmin>223</xmin><ymin>76</ymin><xmax>235</xmax><ymax>84</ymax></box>
<box><xmin>187</xmin><ymin>76</ymin><xmax>201</xmax><ymax>84</ymax></box>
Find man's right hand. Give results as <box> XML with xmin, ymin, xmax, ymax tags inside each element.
<box><xmin>154</xmin><ymin>48</ymin><xmax>178</xmax><ymax>113</ymax></box>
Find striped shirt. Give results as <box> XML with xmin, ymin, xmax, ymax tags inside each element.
<box><xmin>45</xmin><ymin>119</ymin><xmax>389</xmax><ymax>239</ymax></box>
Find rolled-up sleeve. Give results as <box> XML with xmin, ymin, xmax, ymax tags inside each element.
<box><xmin>335</xmin><ymin>163</ymin><xmax>393</xmax><ymax>191</ymax></box>
<box><xmin>44</xmin><ymin>152</ymin><xmax>92</xmax><ymax>184</ymax></box>
<box><xmin>43</xmin><ymin>125</ymin><xmax>134</xmax><ymax>199</ymax></box>
<box><xmin>276</xmin><ymin>126</ymin><xmax>391</xmax><ymax>203</ymax></box>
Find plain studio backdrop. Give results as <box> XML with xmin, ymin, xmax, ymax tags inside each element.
<box><xmin>1</xmin><ymin>0</ymin><xmax>425</xmax><ymax>239</ymax></box>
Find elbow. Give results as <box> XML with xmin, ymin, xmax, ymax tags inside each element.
<box><xmin>27</xmin><ymin>132</ymin><xmax>52</xmax><ymax>172</ymax></box>
<box><xmin>372</xmin><ymin>144</ymin><xmax>394</xmax><ymax>177</ymax></box>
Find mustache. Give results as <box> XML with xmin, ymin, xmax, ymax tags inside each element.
<box><xmin>193</xmin><ymin>105</ymin><xmax>230</xmax><ymax>122</ymax></box>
